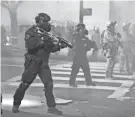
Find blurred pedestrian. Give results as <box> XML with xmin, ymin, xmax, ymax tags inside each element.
<box><xmin>91</xmin><ymin>27</ymin><xmax>100</xmax><ymax>62</ymax></box>
<box><xmin>120</xmin><ymin>22</ymin><xmax>133</xmax><ymax>74</ymax></box>
<box><xmin>102</xmin><ymin>21</ymin><xmax>123</xmax><ymax>79</ymax></box>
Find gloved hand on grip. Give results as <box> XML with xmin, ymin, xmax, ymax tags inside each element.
<box><xmin>59</xmin><ymin>42</ymin><xmax>67</xmax><ymax>49</ymax></box>
<box><xmin>52</xmin><ymin>36</ymin><xmax>59</xmax><ymax>45</ymax></box>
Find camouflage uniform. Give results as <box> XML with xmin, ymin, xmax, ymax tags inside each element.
<box><xmin>103</xmin><ymin>21</ymin><xmax>121</xmax><ymax>79</ymax></box>
<box><xmin>12</xmin><ymin>13</ymin><xmax>65</xmax><ymax>115</ymax></box>
<box><xmin>69</xmin><ymin>23</ymin><xmax>97</xmax><ymax>87</ymax></box>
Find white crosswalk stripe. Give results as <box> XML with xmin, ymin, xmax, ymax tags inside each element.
<box><xmin>6</xmin><ymin>62</ymin><xmax>134</xmax><ymax>92</ymax></box>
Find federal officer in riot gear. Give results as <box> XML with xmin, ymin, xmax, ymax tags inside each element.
<box><xmin>103</xmin><ymin>21</ymin><xmax>123</xmax><ymax>79</ymax></box>
<box><xmin>12</xmin><ymin>13</ymin><xmax>67</xmax><ymax>115</ymax></box>
<box><xmin>69</xmin><ymin>23</ymin><xmax>97</xmax><ymax>87</ymax></box>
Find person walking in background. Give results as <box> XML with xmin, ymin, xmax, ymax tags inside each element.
<box><xmin>120</xmin><ymin>22</ymin><xmax>133</xmax><ymax>74</ymax></box>
<box><xmin>91</xmin><ymin>27</ymin><xmax>100</xmax><ymax>62</ymax></box>
<box><xmin>102</xmin><ymin>21</ymin><xmax>123</xmax><ymax>79</ymax></box>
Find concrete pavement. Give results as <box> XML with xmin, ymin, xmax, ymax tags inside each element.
<box><xmin>2</xmin><ymin>98</ymin><xmax>135</xmax><ymax>117</ymax></box>
<box><xmin>2</xmin><ymin>110</ymin><xmax>50</xmax><ymax>117</ymax></box>
<box><xmin>1</xmin><ymin>58</ymin><xmax>135</xmax><ymax>117</ymax></box>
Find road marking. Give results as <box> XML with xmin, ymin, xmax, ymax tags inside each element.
<box><xmin>1</xmin><ymin>64</ymin><xmax>121</xmax><ymax>73</ymax></box>
<box><xmin>1</xmin><ymin>65</ymin><xmax>132</xmax><ymax>79</ymax></box>
<box><xmin>62</xmin><ymin>63</ymin><xmax>120</xmax><ymax>67</ymax></box>
<box><xmin>120</xmin><ymin>97</ymin><xmax>135</xmax><ymax>100</ymax></box>
<box><xmin>1</xmin><ymin>62</ymin><xmax>119</xmax><ymax>68</ymax></box>
<box><xmin>8</xmin><ymin>82</ymin><xmax>118</xmax><ymax>90</ymax></box>
<box><xmin>2</xmin><ymin>62</ymin><xmax>135</xmax><ymax>100</ymax></box>
<box><xmin>50</xmin><ymin>71</ymin><xmax>131</xmax><ymax>79</ymax></box>
<box><xmin>108</xmin><ymin>80</ymin><xmax>135</xmax><ymax>99</ymax></box>
<box><xmin>5</xmin><ymin>76</ymin><xmax>127</xmax><ymax>84</ymax></box>
<box><xmin>1</xmin><ymin>62</ymin><xmax>62</xmax><ymax>68</ymax></box>
<box><xmin>1</xmin><ymin>64</ymin><xmax>23</xmax><ymax>67</ymax></box>
<box><xmin>62</xmin><ymin>66</ymin><xmax>120</xmax><ymax>70</ymax></box>
<box><xmin>51</xmin><ymin>67</ymin><xmax>125</xmax><ymax>73</ymax></box>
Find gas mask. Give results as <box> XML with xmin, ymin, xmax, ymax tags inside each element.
<box><xmin>38</xmin><ymin>21</ymin><xmax>51</xmax><ymax>32</ymax></box>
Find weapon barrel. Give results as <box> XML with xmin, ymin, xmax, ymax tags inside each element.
<box><xmin>36</xmin><ymin>27</ymin><xmax>73</xmax><ymax>49</ymax></box>
<box><xmin>58</xmin><ymin>37</ymin><xmax>73</xmax><ymax>49</ymax></box>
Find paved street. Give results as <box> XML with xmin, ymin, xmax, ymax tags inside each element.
<box><xmin>1</xmin><ymin>0</ymin><xmax>135</xmax><ymax>117</ymax></box>
<box><xmin>1</xmin><ymin>57</ymin><xmax>135</xmax><ymax>117</ymax></box>
<box><xmin>1</xmin><ymin>57</ymin><xmax>68</xmax><ymax>82</ymax></box>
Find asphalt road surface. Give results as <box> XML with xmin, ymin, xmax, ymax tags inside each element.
<box><xmin>1</xmin><ymin>57</ymin><xmax>135</xmax><ymax>117</ymax></box>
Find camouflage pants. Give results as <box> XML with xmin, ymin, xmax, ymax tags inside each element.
<box><xmin>106</xmin><ymin>56</ymin><xmax>116</xmax><ymax>78</ymax></box>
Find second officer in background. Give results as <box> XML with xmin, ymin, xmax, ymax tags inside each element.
<box><xmin>69</xmin><ymin>23</ymin><xmax>98</xmax><ymax>87</ymax></box>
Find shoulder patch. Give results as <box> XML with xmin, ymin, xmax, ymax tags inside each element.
<box><xmin>25</xmin><ymin>34</ymin><xmax>31</xmax><ymax>40</ymax></box>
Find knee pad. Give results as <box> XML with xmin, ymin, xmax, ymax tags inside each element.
<box><xmin>18</xmin><ymin>82</ymin><xmax>30</xmax><ymax>91</ymax></box>
<box><xmin>83</xmin><ymin>68</ymin><xmax>90</xmax><ymax>73</ymax></box>
<box><xmin>71</xmin><ymin>64</ymin><xmax>80</xmax><ymax>70</ymax></box>
<box><xmin>43</xmin><ymin>82</ymin><xmax>53</xmax><ymax>91</ymax></box>
<box><xmin>46</xmin><ymin>82</ymin><xmax>53</xmax><ymax>88</ymax></box>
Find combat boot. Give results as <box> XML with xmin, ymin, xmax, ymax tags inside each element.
<box><xmin>69</xmin><ymin>84</ymin><xmax>78</xmax><ymax>87</ymax></box>
<box><xmin>105</xmin><ymin>74</ymin><xmax>114</xmax><ymax>80</ymax></box>
<box><xmin>48</xmin><ymin>107</ymin><xmax>63</xmax><ymax>115</ymax></box>
<box><xmin>1</xmin><ymin>109</ymin><xmax>3</xmax><ymax>115</ymax></box>
<box><xmin>105</xmin><ymin>76</ymin><xmax>113</xmax><ymax>80</ymax></box>
<box><xmin>86</xmin><ymin>82</ymin><xmax>96</xmax><ymax>86</ymax></box>
<box><xmin>12</xmin><ymin>105</ymin><xmax>20</xmax><ymax>113</ymax></box>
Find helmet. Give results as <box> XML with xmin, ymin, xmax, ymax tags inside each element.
<box><xmin>77</xmin><ymin>23</ymin><xmax>85</xmax><ymax>28</ymax></box>
<box><xmin>122</xmin><ymin>22</ymin><xmax>131</xmax><ymax>31</ymax></box>
<box><xmin>107</xmin><ymin>21</ymin><xmax>117</xmax><ymax>28</ymax></box>
<box><xmin>35</xmin><ymin>13</ymin><xmax>51</xmax><ymax>23</ymax></box>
